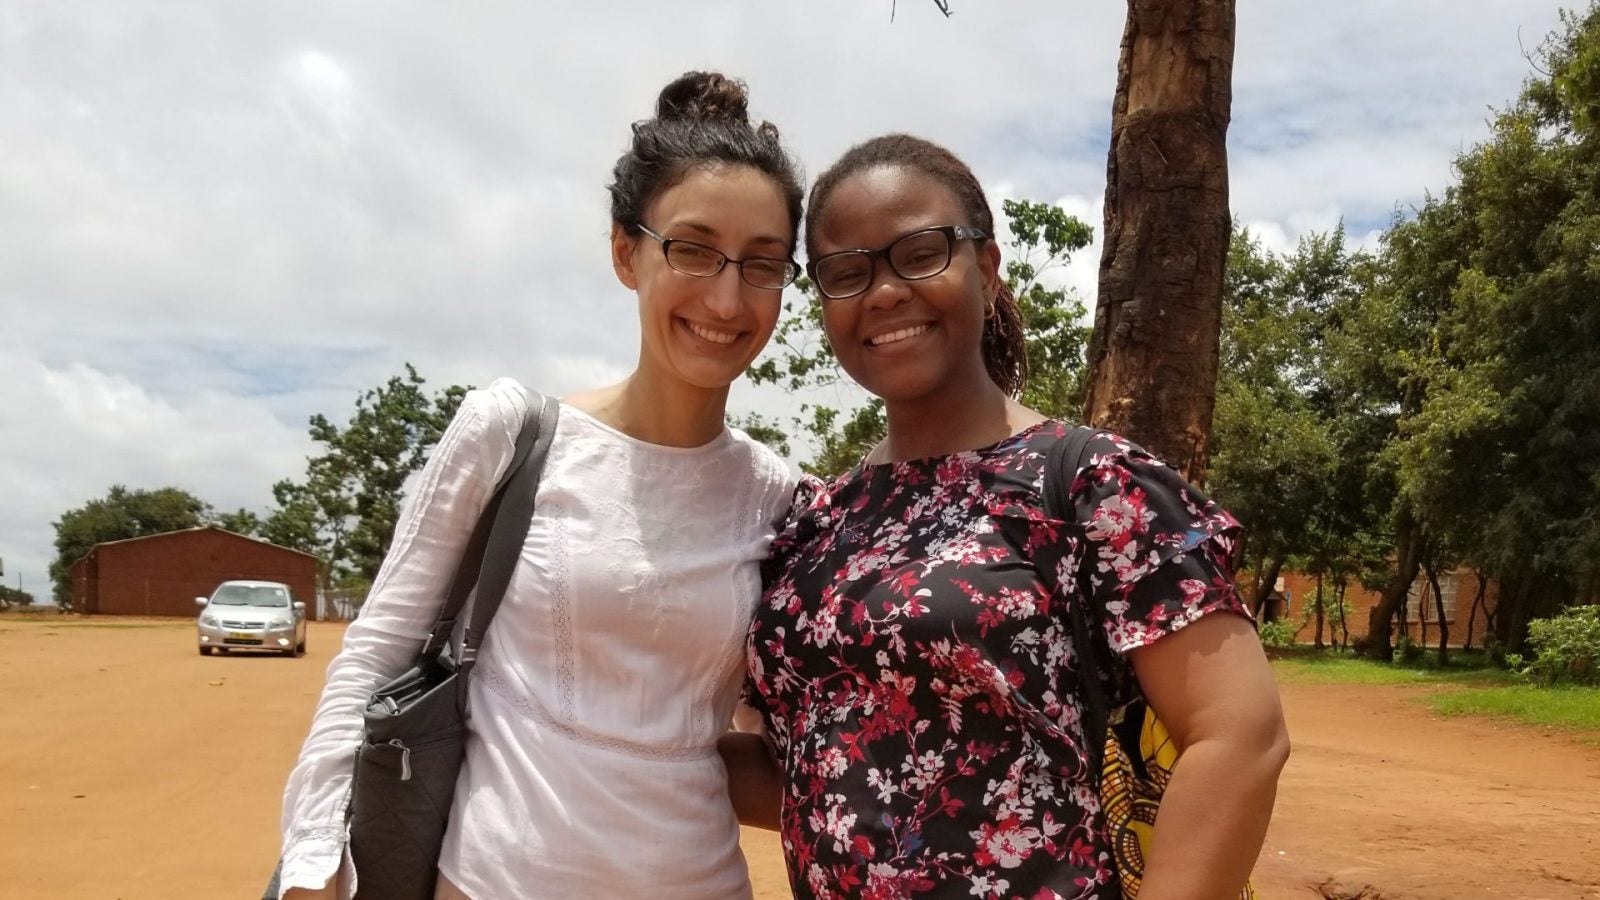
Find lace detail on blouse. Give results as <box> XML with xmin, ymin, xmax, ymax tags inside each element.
<box><xmin>547</xmin><ymin>501</ymin><xmax>576</xmax><ymax>723</ymax></box>
<box><xmin>475</xmin><ymin>657</ymin><xmax>716</xmax><ymax>762</ymax></box>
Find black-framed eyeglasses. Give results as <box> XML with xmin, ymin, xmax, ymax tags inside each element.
<box><xmin>635</xmin><ymin>224</ymin><xmax>800</xmax><ymax>291</ymax></box>
<box><xmin>806</xmin><ymin>225</ymin><xmax>989</xmax><ymax>300</ymax></box>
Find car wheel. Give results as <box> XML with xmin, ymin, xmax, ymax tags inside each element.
<box><xmin>296</xmin><ymin>638</ymin><xmax>307</xmax><ymax>657</ymax></box>
<box><xmin>199</xmin><ymin>646</ymin><xmax>212</xmax><ymax>656</ymax></box>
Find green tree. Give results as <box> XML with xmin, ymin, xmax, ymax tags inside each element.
<box><xmin>49</xmin><ymin>485</ymin><xmax>210</xmax><ymax>605</ymax></box>
<box><xmin>1208</xmin><ymin>227</ymin><xmax>1370</xmax><ymax>618</ymax></box>
<box><xmin>1003</xmin><ymin>198</ymin><xmax>1095</xmax><ymax>419</ymax></box>
<box><xmin>1340</xmin><ymin>5</ymin><xmax>1600</xmax><ymax>657</ymax></box>
<box><xmin>264</xmin><ymin>365</ymin><xmax>468</xmax><ymax>589</ymax></box>
<box><xmin>215</xmin><ymin>508</ymin><xmax>262</xmax><ymax>536</ymax></box>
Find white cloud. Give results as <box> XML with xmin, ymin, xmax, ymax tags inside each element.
<box><xmin>0</xmin><ymin>0</ymin><xmax>1568</xmax><ymax>591</ymax></box>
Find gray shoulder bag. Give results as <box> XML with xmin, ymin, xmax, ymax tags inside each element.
<box><xmin>265</xmin><ymin>391</ymin><xmax>559</xmax><ymax>900</ymax></box>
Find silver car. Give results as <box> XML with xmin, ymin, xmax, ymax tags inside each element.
<box><xmin>195</xmin><ymin>580</ymin><xmax>308</xmax><ymax>657</ymax></box>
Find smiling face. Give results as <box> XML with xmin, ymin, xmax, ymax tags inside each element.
<box><xmin>810</xmin><ymin>164</ymin><xmax>1002</xmax><ymax>409</ymax></box>
<box><xmin>613</xmin><ymin>164</ymin><xmax>793</xmax><ymax>394</ymax></box>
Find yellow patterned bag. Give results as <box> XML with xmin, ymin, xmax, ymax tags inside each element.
<box><xmin>1098</xmin><ymin>703</ymin><xmax>1255</xmax><ymax>899</ymax></box>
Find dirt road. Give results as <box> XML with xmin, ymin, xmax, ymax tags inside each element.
<box><xmin>2</xmin><ymin>616</ymin><xmax>1595</xmax><ymax>899</ymax></box>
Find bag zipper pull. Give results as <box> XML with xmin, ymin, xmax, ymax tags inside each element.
<box><xmin>387</xmin><ymin>739</ymin><xmax>412</xmax><ymax>781</ymax></box>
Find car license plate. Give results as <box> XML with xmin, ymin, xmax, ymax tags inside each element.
<box><xmin>227</xmin><ymin>631</ymin><xmax>256</xmax><ymax>640</ymax></box>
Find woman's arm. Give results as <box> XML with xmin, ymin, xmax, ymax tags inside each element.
<box><xmin>1127</xmin><ymin>613</ymin><xmax>1290</xmax><ymax>900</ymax></box>
<box><xmin>718</xmin><ymin>731</ymin><xmax>783</xmax><ymax>831</ymax></box>
<box><xmin>277</xmin><ymin>381</ymin><xmax>527</xmax><ymax>898</ymax></box>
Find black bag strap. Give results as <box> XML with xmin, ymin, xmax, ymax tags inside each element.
<box><xmin>1043</xmin><ymin>425</ymin><xmax>1112</xmax><ymax>781</ymax></box>
<box><xmin>459</xmin><ymin>394</ymin><xmax>559</xmax><ymax>673</ymax></box>
<box><xmin>418</xmin><ymin>392</ymin><xmax>559</xmax><ymax>667</ymax></box>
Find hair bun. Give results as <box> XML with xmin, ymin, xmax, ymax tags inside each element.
<box><xmin>656</xmin><ymin>71</ymin><xmax>751</xmax><ymax>126</ymax></box>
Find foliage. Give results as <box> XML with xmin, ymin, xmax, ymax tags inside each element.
<box><xmin>215</xmin><ymin>508</ymin><xmax>263</xmax><ymax>536</ymax></box>
<box><xmin>1258</xmin><ymin>617</ymin><xmax>1302</xmax><ymax>649</ymax></box>
<box><xmin>263</xmin><ymin>364</ymin><xmax>468</xmax><ymax>588</ymax></box>
<box><xmin>1002</xmin><ymin>199</ymin><xmax>1094</xmax><ymax>420</ymax></box>
<box><xmin>0</xmin><ymin>585</ymin><xmax>36</xmax><ymax>607</ymax></box>
<box><xmin>744</xmin><ymin>200</ymin><xmax>1093</xmax><ymax>475</ymax></box>
<box><xmin>1298</xmin><ymin>5</ymin><xmax>1600</xmax><ymax>658</ymax></box>
<box><xmin>727</xmin><ymin>413</ymin><xmax>791</xmax><ymax>458</ymax></box>
<box><xmin>1522</xmin><ymin>606</ymin><xmax>1600</xmax><ymax>686</ymax></box>
<box><xmin>48</xmin><ymin>485</ymin><xmax>211</xmax><ymax>605</ymax></box>
<box><xmin>1206</xmin><ymin>226</ymin><xmax>1372</xmax><ymax>613</ymax></box>
<box><xmin>1392</xmin><ymin>633</ymin><xmax>1423</xmax><ymax>666</ymax></box>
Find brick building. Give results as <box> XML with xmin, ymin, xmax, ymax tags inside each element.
<box><xmin>1268</xmin><ymin>568</ymin><xmax>1500</xmax><ymax>648</ymax></box>
<box><xmin>69</xmin><ymin>527</ymin><xmax>320</xmax><ymax>619</ymax></box>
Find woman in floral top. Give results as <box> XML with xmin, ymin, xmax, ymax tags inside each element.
<box><xmin>724</xmin><ymin>135</ymin><xmax>1289</xmax><ymax>899</ymax></box>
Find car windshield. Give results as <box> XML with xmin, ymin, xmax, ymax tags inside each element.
<box><xmin>209</xmin><ymin>585</ymin><xmax>290</xmax><ymax>608</ymax></box>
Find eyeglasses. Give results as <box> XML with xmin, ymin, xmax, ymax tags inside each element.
<box><xmin>635</xmin><ymin>224</ymin><xmax>800</xmax><ymax>291</ymax></box>
<box><xmin>807</xmin><ymin>225</ymin><xmax>989</xmax><ymax>300</ymax></box>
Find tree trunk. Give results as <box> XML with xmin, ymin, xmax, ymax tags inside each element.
<box><xmin>1335</xmin><ymin>579</ymin><xmax>1350</xmax><ymax>650</ymax></box>
<box><xmin>1496</xmin><ymin>574</ymin><xmax>1537</xmax><ymax>654</ymax></box>
<box><xmin>1462</xmin><ymin>571</ymin><xmax>1488</xmax><ymax>651</ymax></box>
<box><xmin>1425</xmin><ymin>563</ymin><xmax>1450</xmax><ymax>667</ymax></box>
<box><xmin>1508</xmin><ymin>586</ymin><xmax>1536</xmax><ymax>656</ymax></box>
<box><xmin>1082</xmin><ymin>0</ymin><xmax>1236</xmax><ymax>483</ymax></box>
<box><xmin>1363</xmin><ymin>506</ymin><xmax>1424</xmax><ymax>660</ymax></box>
<box><xmin>1251</xmin><ymin>553</ymin><xmax>1286</xmax><ymax>622</ymax></box>
<box><xmin>1313</xmin><ymin>572</ymin><xmax>1326</xmax><ymax>649</ymax></box>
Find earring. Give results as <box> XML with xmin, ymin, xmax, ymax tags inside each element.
<box><xmin>984</xmin><ymin>295</ymin><xmax>997</xmax><ymax>319</ymax></box>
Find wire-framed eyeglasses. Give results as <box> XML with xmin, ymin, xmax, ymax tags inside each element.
<box><xmin>636</xmin><ymin>224</ymin><xmax>800</xmax><ymax>291</ymax></box>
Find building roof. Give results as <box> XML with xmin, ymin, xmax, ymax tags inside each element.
<box><xmin>73</xmin><ymin>525</ymin><xmax>321</xmax><ymax>567</ymax></box>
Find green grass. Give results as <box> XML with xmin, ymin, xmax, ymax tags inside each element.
<box><xmin>1427</xmin><ymin>685</ymin><xmax>1600</xmax><ymax>734</ymax></box>
<box><xmin>1271</xmin><ymin>649</ymin><xmax>1600</xmax><ymax>739</ymax></box>
<box><xmin>1271</xmin><ymin>651</ymin><xmax>1514</xmax><ymax>686</ymax></box>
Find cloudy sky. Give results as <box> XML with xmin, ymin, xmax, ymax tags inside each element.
<box><xmin>0</xmin><ymin>0</ymin><xmax>1566</xmax><ymax>596</ymax></box>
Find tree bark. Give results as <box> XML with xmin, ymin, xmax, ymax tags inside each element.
<box><xmin>1082</xmin><ymin>0</ymin><xmax>1236</xmax><ymax>483</ymax></box>
<box><xmin>1251</xmin><ymin>553</ymin><xmax>1286</xmax><ymax>622</ymax></box>
<box><xmin>1425</xmin><ymin>563</ymin><xmax>1450</xmax><ymax>667</ymax></box>
<box><xmin>1363</xmin><ymin>505</ymin><xmax>1424</xmax><ymax>660</ymax></box>
<box><xmin>1508</xmin><ymin>582</ymin><xmax>1538</xmax><ymax>656</ymax></box>
<box><xmin>1462</xmin><ymin>571</ymin><xmax>1488</xmax><ymax>651</ymax></box>
<box><xmin>1313</xmin><ymin>572</ymin><xmax>1326</xmax><ymax>649</ymax></box>
<box><xmin>1335</xmin><ymin>579</ymin><xmax>1350</xmax><ymax>650</ymax></box>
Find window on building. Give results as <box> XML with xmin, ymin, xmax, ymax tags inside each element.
<box><xmin>1406</xmin><ymin>574</ymin><xmax>1460</xmax><ymax>623</ymax></box>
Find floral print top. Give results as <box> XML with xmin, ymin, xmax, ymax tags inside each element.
<box><xmin>745</xmin><ymin>422</ymin><xmax>1249</xmax><ymax>900</ymax></box>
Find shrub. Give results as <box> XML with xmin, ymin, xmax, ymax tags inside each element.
<box><xmin>1482</xmin><ymin>633</ymin><xmax>1506</xmax><ymax>666</ymax></box>
<box><xmin>1393</xmin><ymin>633</ymin><xmax>1422</xmax><ymax>665</ymax></box>
<box><xmin>1523</xmin><ymin>605</ymin><xmax>1600</xmax><ymax>686</ymax></box>
<box><xmin>1259</xmin><ymin>617</ymin><xmax>1301</xmax><ymax>649</ymax></box>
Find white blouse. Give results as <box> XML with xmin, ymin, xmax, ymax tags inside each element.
<box><xmin>278</xmin><ymin>378</ymin><xmax>795</xmax><ymax>899</ymax></box>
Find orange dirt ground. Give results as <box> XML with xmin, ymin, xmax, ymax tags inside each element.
<box><xmin>2</xmin><ymin>616</ymin><xmax>1597</xmax><ymax>899</ymax></box>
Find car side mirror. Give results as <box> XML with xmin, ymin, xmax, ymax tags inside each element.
<box><xmin>194</xmin><ymin>597</ymin><xmax>208</xmax><ymax>608</ymax></box>
<box><xmin>293</xmin><ymin>601</ymin><xmax>306</xmax><ymax>612</ymax></box>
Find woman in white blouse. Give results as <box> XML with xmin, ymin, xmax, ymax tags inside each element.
<box><xmin>279</xmin><ymin>71</ymin><xmax>802</xmax><ymax>900</ymax></box>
